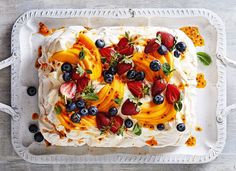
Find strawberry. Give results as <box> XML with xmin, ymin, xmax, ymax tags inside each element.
<box><xmin>127</xmin><ymin>81</ymin><xmax>143</xmax><ymax>98</ymax></box>
<box><xmin>60</xmin><ymin>81</ymin><xmax>77</xmax><ymax>99</ymax></box>
<box><xmin>110</xmin><ymin>115</ymin><xmax>123</xmax><ymax>133</ymax></box>
<box><xmin>117</xmin><ymin>62</ymin><xmax>132</xmax><ymax>75</ymax></box>
<box><xmin>71</xmin><ymin>69</ymin><xmax>85</xmax><ymax>80</ymax></box>
<box><xmin>144</xmin><ymin>39</ymin><xmax>160</xmax><ymax>54</ymax></box>
<box><xmin>165</xmin><ymin>84</ymin><xmax>180</xmax><ymax>104</ymax></box>
<box><xmin>115</xmin><ymin>37</ymin><xmax>134</xmax><ymax>56</ymax></box>
<box><xmin>76</xmin><ymin>77</ymin><xmax>90</xmax><ymax>93</ymax></box>
<box><xmin>151</xmin><ymin>79</ymin><xmax>166</xmax><ymax>96</ymax></box>
<box><xmin>96</xmin><ymin>112</ymin><xmax>111</xmax><ymax>130</ymax></box>
<box><xmin>156</xmin><ymin>31</ymin><xmax>175</xmax><ymax>50</ymax></box>
<box><xmin>99</xmin><ymin>47</ymin><xmax>115</xmax><ymax>63</ymax></box>
<box><xmin>121</xmin><ymin>99</ymin><xmax>139</xmax><ymax>115</ymax></box>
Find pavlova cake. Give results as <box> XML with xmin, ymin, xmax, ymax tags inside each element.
<box><xmin>37</xmin><ymin>24</ymin><xmax>198</xmax><ymax>147</ymax></box>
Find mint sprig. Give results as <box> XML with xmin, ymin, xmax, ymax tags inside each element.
<box><xmin>162</xmin><ymin>63</ymin><xmax>175</xmax><ymax>76</ymax></box>
<box><xmin>132</xmin><ymin>123</ymin><xmax>142</xmax><ymax>136</ymax></box>
<box><xmin>197</xmin><ymin>52</ymin><xmax>212</xmax><ymax>66</ymax></box>
<box><xmin>81</xmin><ymin>85</ymin><xmax>99</xmax><ymax>101</ymax></box>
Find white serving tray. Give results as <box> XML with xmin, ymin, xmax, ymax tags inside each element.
<box><xmin>0</xmin><ymin>8</ymin><xmax>235</xmax><ymax>164</ymax></box>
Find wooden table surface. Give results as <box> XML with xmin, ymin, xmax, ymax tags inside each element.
<box><xmin>0</xmin><ymin>0</ymin><xmax>236</xmax><ymax>170</ymax></box>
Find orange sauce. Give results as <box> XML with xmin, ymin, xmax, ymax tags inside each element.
<box><xmin>185</xmin><ymin>136</ymin><xmax>196</xmax><ymax>147</ymax></box>
<box><xmin>146</xmin><ymin>137</ymin><xmax>158</xmax><ymax>146</ymax></box>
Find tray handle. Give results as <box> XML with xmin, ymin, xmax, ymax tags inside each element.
<box><xmin>217</xmin><ymin>54</ymin><xmax>236</xmax><ymax>123</ymax></box>
<box><xmin>0</xmin><ymin>55</ymin><xmax>20</xmax><ymax>121</ymax></box>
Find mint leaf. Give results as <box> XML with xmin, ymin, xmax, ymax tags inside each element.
<box><xmin>143</xmin><ymin>85</ymin><xmax>150</xmax><ymax>96</ymax></box>
<box><xmin>114</xmin><ymin>98</ymin><xmax>123</xmax><ymax>105</ymax></box>
<box><xmin>174</xmin><ymin>101</ymin><xmax>183</xmax><ymax>112</ymax></box>
<box><xmin>54</xmin><ymin>105</ymin><xmax>62</xmax><ymax>114</ymax></box>
<box><xmin>79</xmin><ymin>48</ymin><xmax>85</xmax><ymax>60</ymax></box>
<box><xmin>82</xmin><ymin>93</ymin><xmax>99</xmax><ymax>101</ymax></box>
<box><xmin>197</xmin><ymin>52</ymin><xmax>212</xmax><ymax>66</ymax></box>
<box><xmin>85</xmin><ymin>69</ymin><xmax>92</xmax><ymax>74</ymax></box>
<box><xmin>162</xmin><ymin>63</ymin><xmax>175</xmax><ymax>76</ymax></box>
<box><xmin>132</xmin><ymin>123</ymin><xmax>142</xmax><ymax>136</ymax></box>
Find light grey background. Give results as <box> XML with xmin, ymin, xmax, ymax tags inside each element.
<box><xmin>0</xmin><ymin>0</ymin><xmax>236</xmax><ymax>171</ymax></box>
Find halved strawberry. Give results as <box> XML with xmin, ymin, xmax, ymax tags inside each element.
<box><xmin>117</xmin><ymin>62</ymin><xmax>132</xmax><ymax>75</ymax></box>
<box><xmin>121</xmin><ymin>99</ymin><xmax>139</xmax><ymax>115</ymax></box>
<box><xmin>96</xmin><ymin>112</ymin><xmax>111</xmax><ymax>130</ymax></box>
<box><xmin>156</xmin><ymin>31</ymin><xmax>175</xmax><ymax>50</ymax></box>
<box><xmin>60</xmin><ymin>81</ymin><xmax>77</xmax><ymax>99</ymax></box>
<box><xmin>144</xmin><ymin>39</ymin><xmax>160</xmax><ymax>54</ymax></box>
<box><xmin>115</xmin><ymin>37</ymin><xmax>134</xmax><ymax>56</ymax></box>
<box><xmin>165</xmin><ymin>84</ymin><xmax>180</xmax><ymax>104</ymax></box>
<box><xmin>99</xmin><ymin>47</ymin><xmax>115</xmax><ymax>63</ymax></box>
<box><xmin>71</xmin><ymin>69</ymin><xmax>85</xmax><ymax>80</ymax></box>
<box><xmin>110</xmin><ymin>115</ymin><xmax>123</xmax><ymax>133</ymax></box>
<box><xmin>151</xmin><ymin>79</ymin><xmax>166</xmax><ymax>96</ymax></box>
<box><xmin>127</xmin><ymin>81</ymin><xmax>143</xmax><ymax>98</ymax></box>
<box><xmin>76</xmin><ymin>77</ymin><xmax>90</xmax><ymax>93</ymax></box>
<box><xmin>117</xmin><ymin>37</ymin><xmax>129</xmax><ymax>48</ymax></box>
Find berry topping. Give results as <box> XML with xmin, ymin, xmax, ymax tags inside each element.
<box><xmin>70</xmin><ymin>112</ymin><xmax>81</xmax><ymax>123</ymax></box>
<box><xmin>151</xmin><ymin>79</ymin><xmax>166</xmax><ymax>96</ymax></box>
<box><xmin>150</xmin><ymin>60</ymin><xmax>161</xmax><ymax>71</ymax></box>
<box><xmin>88</xmin><ymin>106</ymin><xmax>98</xmax><ymax>116</ymax></box>
<box><xmin>71</xmin><ymin>69</ymin><xmax>85</xmax><ymax>80</ymax></box>
<box><xmin>153</xmin><ymin>94</ymin><xmax>164</xmax><ymax>105</ymax></box>
<box><xmin>60</xmin><ymin>81</ymin><xmax>77</xmax><ymax>99</ymax></box>
<box><xmin>117</xmin><ymin>62</ymin><xmax>132</xmax><ymax>75</ymax></box>
<box><xmin>174</xmin><ymin>50</ymin><xmax>181</xmax><ymax>58</ymax></box>
<box><xmin>95</xmin><ymin>39</ymin><xmax>105</xmax><ymax>48</ymax></box>
<box><xmin>166</xmin><ymin>84</ymin><xmax>180</xmax><ymax>104</ymax></box>
<box><xmin>110</xmin><ymin>115</ymin><xmax>123</xmax><ymax>133</ymax></box>
<box><xmin>104</xmin><ymin>72</ymin><xmax>114</xmax><ymax>83</ymax></box>
<box><xmin>79</xmin><ymin>108</ymin><xmax>89</xmax><ymax>116</ymax></box>
<box><xmin>176</xmin><ymin>123</ymin><xmax>185</xmax><ymax>132</ymax></box>
<box><xmin>175</xmin><ymin>42</ymin><xmax>187</xmax><ymax>53</ymax></box>
<box><xmin>96</xmin><ymin>112</ymin><xmax>111</xmax><ymax>130</ymax></box>
<box><xmin>108</xmin><ymin>107</ymin><xmax>118</xmax><ymax>116</ymax></box>
<box><xmin>126</xmin><ymin>70</ymin><xmax>136</xmax><ymax>79</ymax></box>
<box><xmin>108</xmin><ymin>66</ymin><xmax>117</xmax><ymax>75</ymax></box>
<box><xmin>156</xmin><ymin>31</ymin><xmax>175</xmax><ymax>50</ymax></box>
<box><xmin>27</xmin><ymin>86</ymin><xmax>37</xmax><ymax>96</ymax></box>
<box><xmin>127</xmin><ymin>81</ymin><xmax>143</xmax><ymax>98</ymax></box>
<box><xmin>157</xmin><ymin>123</ymin><xmax>165</xmax><ymax>131</ymax></box>
<box><xmin>29</xmin><ymin>124</ymin><xmax>38</xmax><ymax>133</ymax></box>
<box><xmin>76</xmin><ymin>77</ymin><xmax>90</xmax><ymax>93</ymax></box>
<box><xmin>66</xmin><ymin>101</ymin><xmax>77</xmax><ymax>112</ymax></box>
<box><xmin>157</xmin><ymin>45</ymin><xmax>168</xmax><ymax>55</ymax></box>
<box><xmin>99</xmin><ymin>47</ymin><xmax>115</xmax><ymax>63</ymax></box>
<box><xmin>61</xmin><ymin>62</ymin><xmax>72</xmax><ymax>72</ymax></box>
<box><xmin>144</xmin><ymin>39</ymin><xmax>160</xmax><ymax>54</ymax></box>
<box><xmin>62</xmin><ymin>72</ymin><xmax>72</xmax><ymax>82</ymax></box>
<box><xmin>115</xmin><ymin>37</ymin><xmax>134</xmax><ymax>56</ymax></box>
<box><xmin>135</xmin><ymin>71</ymin><xmax>145</xmax><ymax>81</ymax></box>
<box><xmin>76</xmin><ymin>99</ymin><xmax>86</xmax><ymax>109</ymax></box>
<box><xmin>34</xmin><ymin>132</ymin><xmax>44</xmax><ymax>142</ymax></box>
<box><xmin>121</xmin><ymin>99</ymin><xmax>139</xmax><ymax>115</ymax></box>
<box><xmin>124</xmin><ymin>118</ymin><xmax>133</xmax><ymax>128</ymax></box>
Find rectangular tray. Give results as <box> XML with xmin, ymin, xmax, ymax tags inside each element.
<box><xmin>0</xmin><ymin>8</ymin><xmax>235</xmax><ymax>164</ymax></box>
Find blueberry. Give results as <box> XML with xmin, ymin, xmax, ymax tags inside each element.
<box><xmin>126</xmin><ymin>70</ymin><xmax>136</xmax><ymax>79</ymax></box>
<box><xmin>175</xmin><ymin>42</ymin><xmax>187</xmax><ymax>53</ymax></box>
<box><xmin>104</xmin><ymin>73</ymin><xmax>114</xmax><ymax>83</ymax></box>
<box><xmin>66</xmin><ymin>102</ymin><xmax>77</xmax><ymax>112</ymax></box>
<box><xmin>176</xmin><ymin>123</ymin><xmax>185</xmax><ymax>132</ymax></box>
<box><xmin>27</xmin><ymin>86</ymin><xmax>37</xmax><ymax>96</ymax></box>
<box><xmin>125</xmin><ymin>119</ymin><xmax>133</xmax><ymax>128</ymax></box>
<box><xmin>34</xmin><ymin>132</ymin><xmax>44</xmax><ymax>142</ymax></box>
<box><xmin>157</xmin><ymin>123</ymin><xmax>165</xmax><ymax>131</ymax></box>
<box><xmin>61</xmin><ymin>62</ymin><xmax>72</xmax><ymax>72</ymax></box>
<box><xmin>174</xmin><ymin>50</ymin><xmax>181</xmax><ymax>58</ymax></box>
<box><xmin>70</xmin><ymin>112</ymin><xmax>81</xmax><ymax>123</ymax></box>
<box><xmin>29</xmin><ymin>124</ymin><xmax>38</xmax><ymax>133</ymax></box>
<box><xmin>95</xmin><ymin>39</ymin><xmax>105</xmax><ymax>48</ymax></box>
<box><xmin>76</xmin><ymin>99</ymin><xmax>86</xmax><ymax>108</ymax></box>
<box><xmin>108</xmin><ymin>107</ymin><xmax>118</xmax><ymax>116</ymax></box>
<box><xmin>80</xmin><ymin>108</ymin><xmax>89</xmax><ymax>116</ymax></box>
<box><xmin>150</xmin><ymin>60</ymin><xmax>161</xmax><ymax>71</ymax></box>
<box><xmin>88</xmin><ymin>106</ymin><xmax>98</xmax><ymax>116</ymax></box>
<box><xmin>108</xmin><ymin>66</ymin><xmax>117</xmax><ymax>75</ymax></box>
<box><xmin>157</xmin><ymin>45</ymin><xmax>168</xmax><ymax>55</ymax></box>
<box><xmin>62</xmin><ymin>72</ymin><xmax>72</xmax><ymax>82</ymax></box>
<box><xmin>153</xmin><ymin>94</ymin><xmax>164</xmax><ymax>105</ymax></box>
<box><xmin>135</xmin><ymin>71</ymin><xmax>145</xmax><ymax>81</ymax></box>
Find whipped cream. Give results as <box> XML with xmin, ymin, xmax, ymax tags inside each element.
<box><xmin>37</xmin><ymin>26</ymin><xmax>197</xmax><ymax>147</ymax></box>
